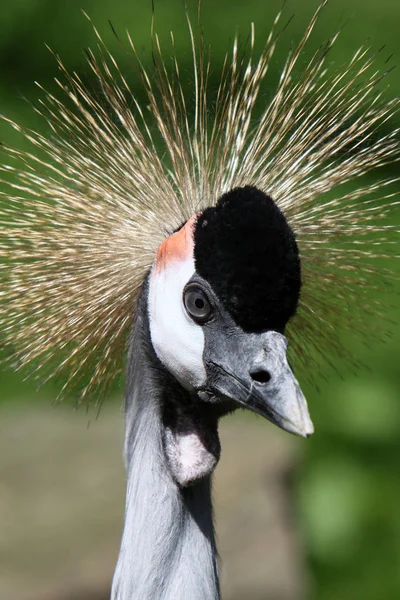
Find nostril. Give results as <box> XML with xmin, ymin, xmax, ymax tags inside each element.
<box><xmin>250</xmin><ymin>369</ymin><xmax>271</xmax><ymax>384</ymax></box>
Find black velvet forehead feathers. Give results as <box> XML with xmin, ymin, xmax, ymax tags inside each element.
<box><xmin>194</xmin><ymin>186</ymin><xmax>301</xmax><ymax>333</ymax></box>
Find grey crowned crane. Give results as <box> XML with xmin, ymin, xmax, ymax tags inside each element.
<box><xmin>112</xmin><ymin>186</ymin><xmax>313</xmax><ymax>599</ymax></box>
<box><xmin>0</xmin><ymin>2</ymin><xmax>398</xmax><ymax>599</ymax></box>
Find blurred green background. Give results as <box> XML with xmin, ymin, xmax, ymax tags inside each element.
<box><xmin>0</xmin><ymin>1</ymin><xmax>399</xmax><ymax>599</ymax></box>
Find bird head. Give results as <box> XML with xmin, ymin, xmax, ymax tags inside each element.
<box><xmin>148</xmin><ymin>186</ymin><xmax>313</xmax><ymax>486</ymax></box>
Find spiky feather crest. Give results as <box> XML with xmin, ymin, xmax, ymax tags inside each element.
<box><xmin>0</xmin><ymin>1</ymin><xmax>398</xmax><ymax>402</ymax></box>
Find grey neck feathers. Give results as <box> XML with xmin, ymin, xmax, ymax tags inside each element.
<box><xmin>111</xmin><ymin>285</ymin><xmax>220</xmax><ymax>600</ymax></box>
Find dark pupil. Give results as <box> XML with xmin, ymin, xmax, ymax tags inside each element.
<box><xmin>195</xmin><ymin>297</ymin><xmax>205</xmax><ymax>309</ymax></box>
<box><xmin>184</xmin><ymin>286</ymin><xmax>211</xmax><ymax>323</ymax></box>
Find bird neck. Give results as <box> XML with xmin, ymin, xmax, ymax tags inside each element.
<box><xmin>111</xmin><ymin>287</ymin><xmax>220</xmax><ymax>600</ymax></box>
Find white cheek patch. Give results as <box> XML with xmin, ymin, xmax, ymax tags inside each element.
<box><xmin>148</xmin><ymin>223</ymin><xmax>206</xmax><ymax>391</ymax></box>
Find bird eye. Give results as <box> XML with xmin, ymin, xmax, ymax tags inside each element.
<box><xmin>183</xmin><ymin>285</ymin><xmax>212</xmax><ymax>323</ymax></box>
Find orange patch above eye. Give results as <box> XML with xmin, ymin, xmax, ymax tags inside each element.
<box><xmin>153</xmin><ymin>214</ymin><xmax>197</xmax><ymax>274</ymax></box>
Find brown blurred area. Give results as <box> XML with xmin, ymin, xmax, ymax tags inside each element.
<box><xmin>0</xmin><ymin>402</ymin><xmax>307</xmax><ymax>600</ymax></box>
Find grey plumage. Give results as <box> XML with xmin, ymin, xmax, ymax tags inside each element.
<box><xmin>112</xmin><ymin>285</ymin><xmax>219</xmax><ymax>600</ymax></box>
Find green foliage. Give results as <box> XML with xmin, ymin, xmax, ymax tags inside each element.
<box><xmin>0</xmin><ymin>1</ymin><xmax>399</xmax><ymax>598</ymax></box>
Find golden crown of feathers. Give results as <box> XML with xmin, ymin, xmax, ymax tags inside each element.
<box><xmin>0</xmin><ymin>1</ymin><xmax>398</xmax><ymax>403</ymax></box>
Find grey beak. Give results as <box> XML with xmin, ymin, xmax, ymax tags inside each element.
<box><xmin>205</xmin><ymin>330</ymin><xmax>314</xmax><ymax>438</ymax></box>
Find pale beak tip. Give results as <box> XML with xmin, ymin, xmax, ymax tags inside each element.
<box><xmin>303</xmin><ymin>421</ymin><xmax>315</xmax><ymax>438</ymax></box>
<box><xmin>291</xmin><ymin>420</ymin><xmax>314</xmax><ymax>438</ymax></box>
<box><xmin>298</xmin><ymin>411</ymin><xmax>314</xmax><ymax>438</ymax></box>
<box><xmin>283</xmin><ymin>400</ymin><xmax>314</xmax><ymax>438</ymax></box>
<box><xmin>294</xmin><ymin>388</ymin><xmax>314</xmax><ymax>438</ymax></box>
